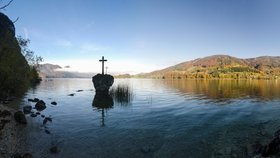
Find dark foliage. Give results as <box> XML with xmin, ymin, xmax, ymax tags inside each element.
<box><xmin>0</xmin><ymin>12</ymin><xmax>41</xmax><ymax>98</ymax></box>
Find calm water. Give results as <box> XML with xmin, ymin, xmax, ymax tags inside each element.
<box><xmin>19</xmin><ymin>79</ymin><xmax>280</xmax><ymax>158</ymax></box>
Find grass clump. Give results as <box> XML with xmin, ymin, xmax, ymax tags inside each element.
<box><xmin>109</xmin><ymin>84</ymin><xmax>133</xmax><ymax>105</ymax></box>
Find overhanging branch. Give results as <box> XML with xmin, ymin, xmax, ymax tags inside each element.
<box><xmin>0</xmin><ymin>0</ymin><xmax>13</xmax><ymax>10</ymax></box>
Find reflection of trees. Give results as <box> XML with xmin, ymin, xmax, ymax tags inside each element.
<box><xmin>164</xmin><ymin>79</ymin><xmax>280</xmax><ymax>101</ymax></box>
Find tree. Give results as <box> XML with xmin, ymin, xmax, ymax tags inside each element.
<box><xmin>0</xmin><ymin>0</ymin><xmax>13</xmax><ymax>10</ymax></box>
<box><xmin>17</xmin><ymin>36</ymin><xmax>43</xmax><ymax>83</ymax></box>
<box><xmin>17</xmin><ymin>36</ymin><xmax>43</xmax><ymax>69</ymax></box>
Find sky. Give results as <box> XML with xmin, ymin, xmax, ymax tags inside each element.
<box><xmin>2</xmin><ymin>0</ymin><xmax>280</xmax><ymax>74</ymax></box>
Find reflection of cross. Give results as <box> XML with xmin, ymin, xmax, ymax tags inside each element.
<box><xmin>99</xmin><ymin>56</ymin><xmax>107</xmax><ymax>75</ymax></box>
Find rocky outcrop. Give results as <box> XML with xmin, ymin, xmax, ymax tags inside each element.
<box><xmin>92</xmin><ymin>74</ymin><xmax>114</xmax><ymax>94</ymax></box>
<box><xmin>0</xmin><ymin>12</ymin><xmax>30</xmax><ymax>97</ymax></box>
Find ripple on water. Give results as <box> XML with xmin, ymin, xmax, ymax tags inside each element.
<box><xmin>19</xmin><ymin>79</ymin><xmax>280</xmax><ymax>158</ymax></box>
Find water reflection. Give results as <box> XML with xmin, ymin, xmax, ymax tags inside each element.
<box><xmin>92</xmin><ymin>93</ymin><xmax>113</xmax><ymax>126</ymax></box>
<box><xmin>163</xmin><ymin>79</ymin><xmax>280</xmax><ymax>102</ymax></box>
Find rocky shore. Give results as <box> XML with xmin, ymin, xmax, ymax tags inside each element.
<box><xmin>0</xmin><ymin>103</ymin><xmax>24</xmax><ymax>158</ymax></box>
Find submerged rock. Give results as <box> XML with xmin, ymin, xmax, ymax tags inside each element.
<box><xmin>35</xmin><ymin>100</ymin><xmax>46</xmax><ymax>111</ymax></box>
<box><xmin>45</xmin><ymin>117</ymin><xmax>52</xmax><ymax>122</ymax></box>
<box><xmin>43</xmin><ymin>118</ymin><xmax>48</xmax><ymax>125</ymax></box>
<box><xmin>43</xmin><ymin>117</ymin><xmax>52</xmax><ymax>125</ymax></box>
<box><xmin>50</xmin><ymin>146</ymin><xmax>59</xmax><ymax>154</ymax></box>
<box><xmin>14</xmin><ymin>111</ymin><xmax>27</xmax><ymax>124</ymax></box>
<box><xmin>68</xmin><ymin>93</ymin><xmax>75</xmax><ymax>96</ymax></box>
<box><xmin>23</xmin><ymin>106</ymin><xmax>32</xmax><ymax>114</ymax></box>
<box><xmin>92</xmin><ymin>74</ymin><xmax>114</xmax><ymax>94</ymax></box>
<box><xmin>140</xmin><ymin>145</ymin><xmax>155</xmax><ymax>154</ymax></box>
<box><xmin>30</xmin><ymin>113</ymin><xmax>37</xmax><ymax>117</ymax></box>
<box><xmin>27</xmin><ymin>98</ymin><xmax>34</xmax><ymax>102</ymax></box>
<box><xmin>45</xmin><ymin>129</ymin><xmax>51</xmax><ymax>134</ymax></box>
<box><xmin>51</xmin><ymin>101</ymin><xmax>57</xmax><ymax>105</ymax></box>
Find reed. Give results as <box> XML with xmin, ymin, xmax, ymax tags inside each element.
<box><xmin>109</xmin><ymin>84</ymin><xmax>133</xmax><ymax>105</ymax></box>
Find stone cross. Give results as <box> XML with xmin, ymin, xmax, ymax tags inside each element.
<box><xmin>99</xmin><ymin>56</ymin><xmax>107</xmax><ymax>75</ymax></box>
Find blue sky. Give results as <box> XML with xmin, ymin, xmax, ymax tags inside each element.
<box><xmin>2</xmin><ymin>0</ymin><xmax>280</xmax><ymax>74</ymax></box>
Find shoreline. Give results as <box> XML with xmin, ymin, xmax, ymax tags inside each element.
<box><xmin>0</xmin><ymin>103</ymin><xmax>25</xmax><ymax>158</ymax></box>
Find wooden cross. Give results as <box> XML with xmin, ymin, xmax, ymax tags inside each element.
<box><xmin>99</xmin><ymin>56</ymin><xmax>107</xmax><ymax>75</ymax></box>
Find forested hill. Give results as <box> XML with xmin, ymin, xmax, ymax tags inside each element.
<box><xmin>138</xmin><ymin>55</ymin><xmax>280</xmax><ymax>79</ymax></box>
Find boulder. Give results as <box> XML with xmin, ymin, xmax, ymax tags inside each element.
<box><xmin>14</xmin><ymin>111</ymin><xmax>27</xmax><ymax>124</ymax></box>
<box><xmin>35</xmin><ymin>100</ymin><xmax>46</xmax><ymax>111</ymax></box>
<box><xmin>92</xmin><ymin>74</ymin><xmax>114</xmax><ymax>94</ymax></box>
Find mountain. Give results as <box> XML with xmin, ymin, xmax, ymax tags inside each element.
<box><xmin>139</xmin><ymin>55</ymin><xmax>280</xmax><ymax>79</ymax></box>
<box><xmin>246</xmin><ymin>56</ymin><xmax>280</xmax><ymax>71</ymax></box>
<box><xmin>39</xmin><ymin>63</ymin><xmax>93</xmax><ymax>78</ymax></box>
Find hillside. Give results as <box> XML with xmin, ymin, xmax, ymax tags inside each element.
<box><xmin>39</xmin><ymin>63</ymin><xmax>93</xmax><ymax>78</ymax></box>
<box><xmin>0</xmin><ymin>12</ymin><xmax>31</xmax><ymax>97</ymax></box>
<box><xmin>139</xmin><ymin>55</ymin><xmax>280</xmax><ymax>79</ymax></box>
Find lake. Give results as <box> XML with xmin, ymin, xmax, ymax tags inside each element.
<box><xmin>19</xmin><ymin>78</ymin><xmax>280</xmax><ymax>158</ymax></box>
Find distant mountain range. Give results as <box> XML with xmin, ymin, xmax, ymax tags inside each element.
<box><xmin>38</xmin><ymin>63</ymin><xmax>94</xmax><ymax>78</ymax></box>
<box><xmin>136</xmin><ymin>55</ymin><xmax>280</xmax><ymax>79</ymax></box>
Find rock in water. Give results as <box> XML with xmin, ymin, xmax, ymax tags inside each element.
<box><xmin>23</xmin><ymin>105</ymin><xmax>32</xmax><ymax>114</ymax></box>
<box><xmin>92</xmin><ymin>74</ymin><xmax>114</xmax><ymax>94</ymax></box>
<box><xmin>34</xmin><ymin>98</ymin><xmax>40</xmax><ymax>102</ymax></box>
<box><xmin>35</xmin><ymin>100</ymin><xmax>46</xmax><ymax>111</ymax></box>
<box><xmin>51</xmin><ymin>101</ymin><xmax>57</xmax><ymax>105</ymax></box>
<box><xmin>14</xmin><ymin>111</ymin><xmax>27</xmax><ymax>124</ymax></box>
<box><xmin>30</xmin><ymin>113</ymin><xmax>37</xmax><ymax>117</ymax></box>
